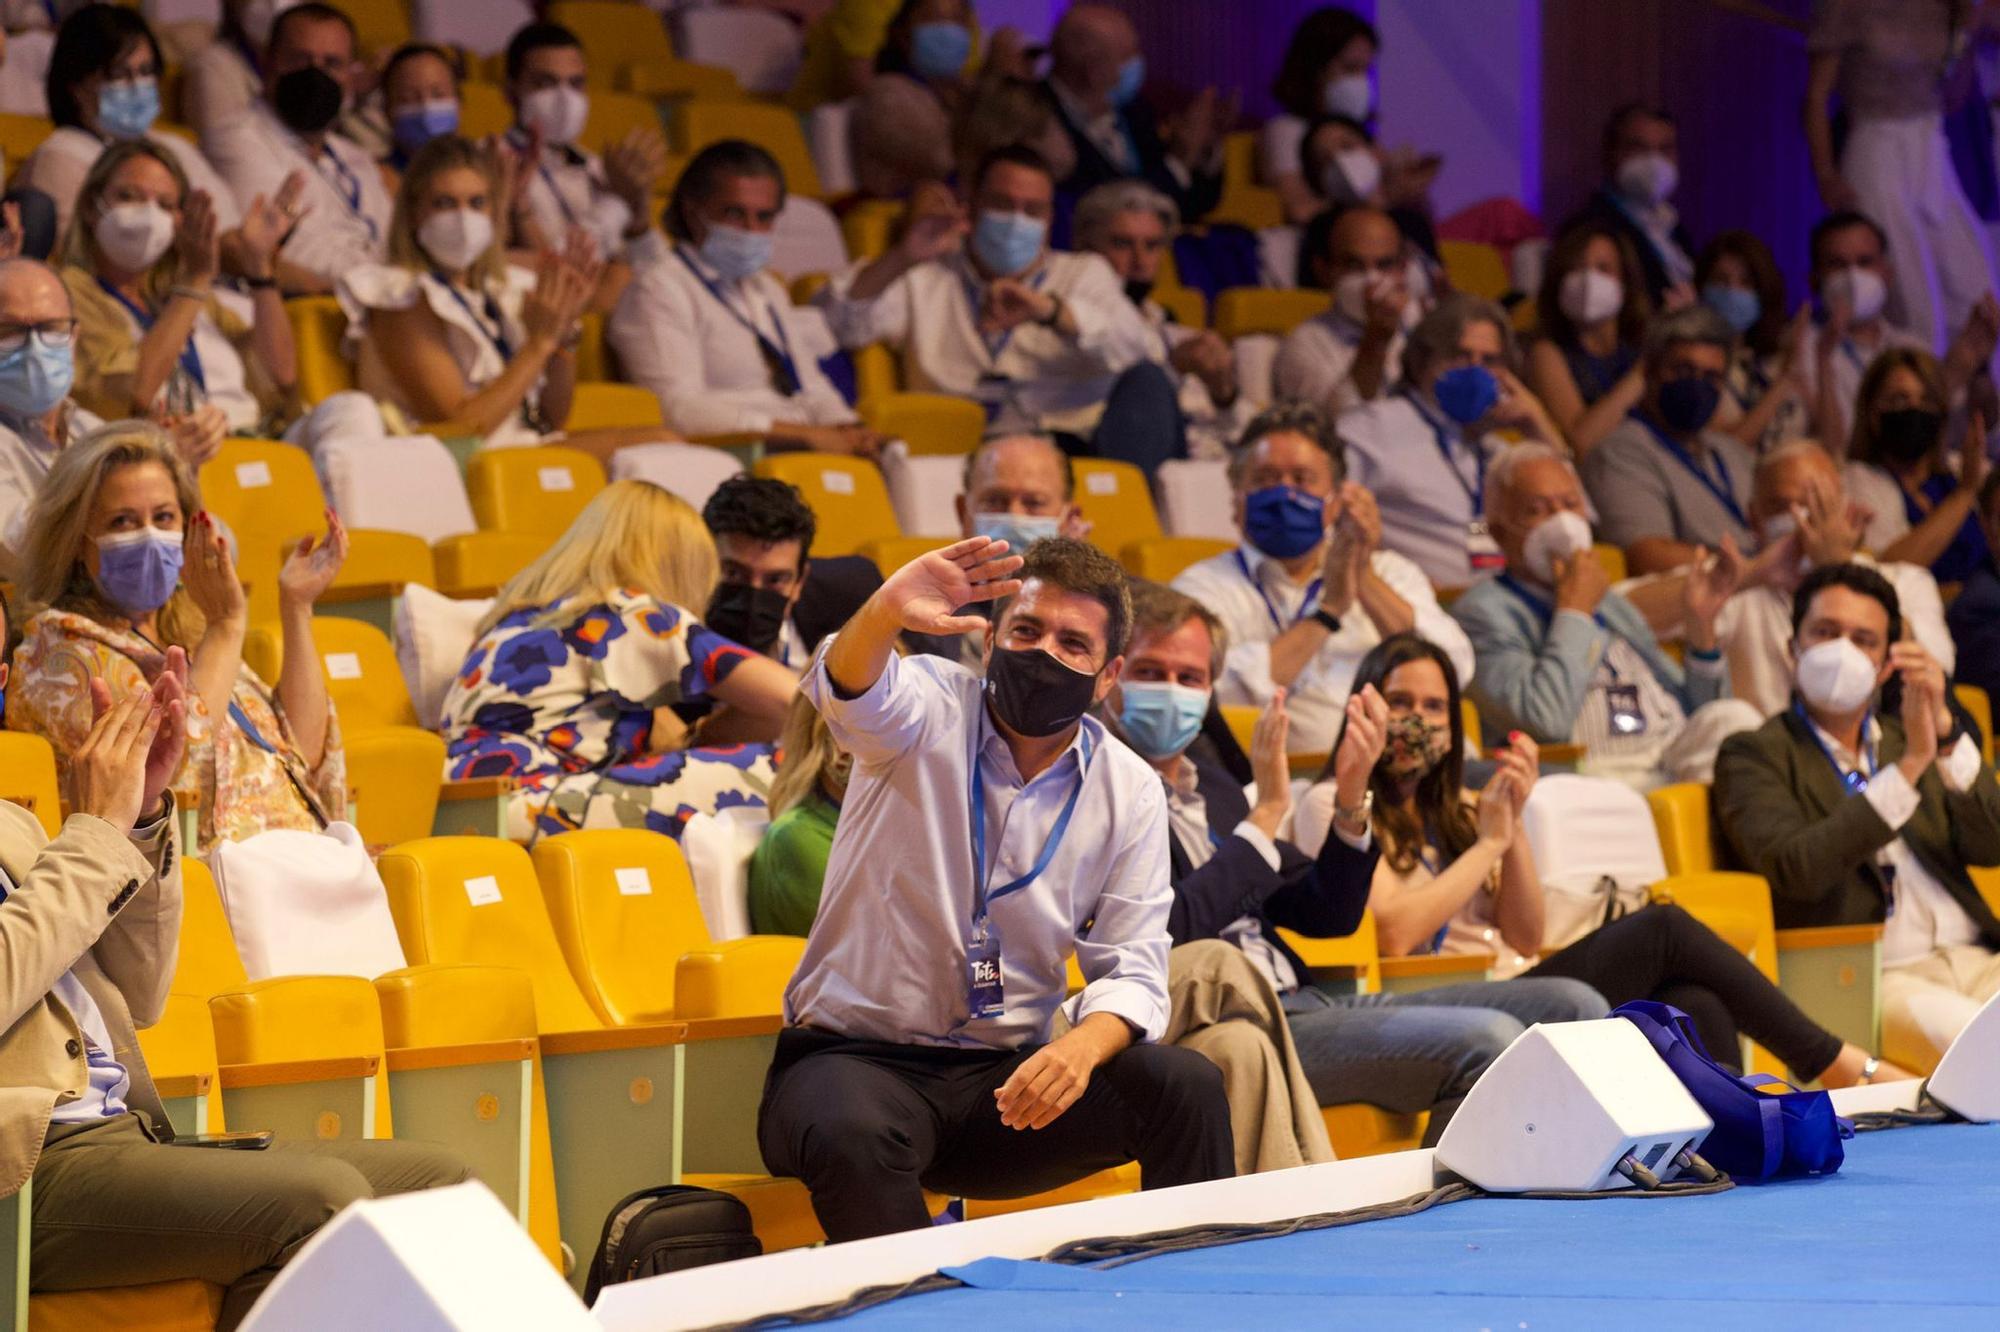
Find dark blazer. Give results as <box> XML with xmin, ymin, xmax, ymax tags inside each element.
<box><xmin>1164</xmin><ymin>750</ymin><xmax>1379</xmax><ymax>982</ymax></box>
<box><xmin>1047</xmin><ymin>86</ymin><xmax>1222</xmax><ymax>225</ymax></box>
<box><xmin>1714</xmin><ymin>708</ymin><xmax>2000</xmax><ymax>943</ymax></box>
<box><xmin>1566</xmin><ymin>188</ymin><xmax>1695</xmax><ymax>306</ymax></box>
<box><xmin>1946</xmin><ymin>563</ymin><xmax>2000</xmax><ymax>709</ymax></box>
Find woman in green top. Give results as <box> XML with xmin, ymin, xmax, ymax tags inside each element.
<box><xmin>749</xmin><ymin>693</ymin><xmax>853</xmax><ymax>935</ymax></box>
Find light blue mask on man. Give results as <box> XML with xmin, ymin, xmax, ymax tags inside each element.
<box><xmin>972</xmin><ymin>210</ymin><xmax>1046</xmax><ymax>277</ymax></box>
<box><xmin>98</xmin><ymin>78</ymin><xmax>160</xmax><ymax>141</ymax></box>
<box><xmin>973</xmin><ymin>511</ymin><xmax>1061</xmax><ymax>554</ymax></box>
<box><xmin>1110</xmin><ymin>55</ymin><xmax>1146</xmax><ymax>107</ymax></box>
<box><xmin>699</xmin><ymin>224</ymin><xmax>775</xmax><ymax>282</ymax></box>
<box><xmin>0</xmin><ymin>332</ymin><xmax>74</xmax><ymax>418</ymax></box>
<box><xmin>1117</xmin><ymin>681</ymin><xmax>1210</xmax><ymax>760</ymax></box>
<box><xmin>909</xmin><ymin>21</ymin><xmax>972</xmax><ymax>80</ymax></box>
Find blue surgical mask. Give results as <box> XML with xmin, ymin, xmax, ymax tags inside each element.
<box><xmin>0</xmin><ymin>332</ymin><xmax>74</xmax><ymax>418</ymax></box>
<box><xmin>392</xmin><ymin>98</ymin><xmax>460</xmax><ymax>153</ymax></box>
<box><xmin>1110</xmin><ymin>55</ymin><xmax>1146</xmax><ymax>107</ymax></box>
<box><xmin>972</xmin><ymin>209</ymin><xmax>1045</xmax><ymax>277</ymax></box>
<box><xmin>909</xmin><ymin>21</ymin><xmax>972</xmax><ymax>80</ymax></box>
<box><xmin>1702</xmin><ymin>282</ymin><xmax>1761</xmax><ymax>335</ymax></box>
<box><xmin>97</xmin><ymin>77</ymin><xmax>159</xmax><ymax>141</ymax></box>
<box><xmin>1432</xmin><ymin>365</ymin><xmax>1500</xmax><ymax>426</ymax></box>
<box><xmin>94</xmin><ymin>527</ymin><xmax>184</xmax><ymax>615</ymax></box>
<box><xmin>698</xmin><ymin>223</ymin><xmax>774</xmax><ymax>282</ymax></box>
<box><xmin>974</xmin><ymin>510</ymin><xmax>1061</xmax><ymax>553</ymax></box>
<box><xmin>1118</xmin><ymin>680</ymin><xmax>1210</xmax><ymax>760</ymax></box>
<box><xmin>1242</xmin><ymin>485</ymin><xmax>1327</xmax><ymax>560</ymax></box>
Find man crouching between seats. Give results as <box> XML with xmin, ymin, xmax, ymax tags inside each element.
<box><xmin>759</xmin><ymin>536</ymin><xmax>1234</xmax><ymax>1241</ymax></box>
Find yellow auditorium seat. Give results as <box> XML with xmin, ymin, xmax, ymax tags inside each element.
<box><xmin>1647</xmin><ymin>782</ymin><xmax>1718</xmax><ymax>877</ymax></box>
<box><xmin>0</xmin><ymin>113</ymin><xmax>54</xmax><ymax>166</ymax></box>
<box><xmin>565</xmin><ymin>381</ymin><xmax>666</xmax><ymax>431</ymax></box>
<box><xmin>1592</xmin><ymin>542</ymin><xmax>1628</xmax><ymax>583</ymax></box>
<box><xmin>20</xmin><ymin>1275</ymin><xmax>223</xmax><ymax>1332</ymax></box>
<box><xmin>584</xmin><ymin>89</ymin><xmax>668</xmax><ymax>159</ymax></box>
<box><xmin>1070</xmin><ymin>458</ymin><xmax>1163</xmax><ymax>560</ymax></box>
<box><xmin>623</xmin><ymin>58</ymin><xmax>743</xmax><ymax>101</ymax></box>
<box><xmin>851</xmin><ymin>342</ymin><xmax>898</xmax><ymax>403</ymax></box>
<box><xmin>1955</xmin><ymin>683</ymin><xmax>1994</xmax><ymax>762</ymax></box>
<box><xmin>1221</xmin><ymin>703</ymin><xmax>1257</xmax><ymax>755</ymax></box>
<box><xmin>860</xmin><ymin>391</ymin><xmax>985</xmax><ymax>456</ymax></box>
<box><xmin>465</xmin><ymin>445</ymin><xmax>607</xmax><ymax>538</ymax></box>
<box><xmin>434</xmin><ymin>529</ymin><xmax>548</xmax><ymax>598</ymax></box>
<box><xmin>137</xmin><ymin>991</ymin><xmax>226</xmax><ymax>1136</ymax></box>
<box><xmin>1120</xmin><ymin>536</ymin><xmax>1233</xmax><ymax>582</ymax></box>
<box><xmin>0</xmin><ymin>731</ymin><xmax>62</xmax><ymax>838</ymax></box>
<box><xmin>840</xmin><ymin>198</ymin><xmax>905</xmax><ymax>261</ymax></box>
<box><xmin>339</xmin><ymin>0</ymin><xmax>409</xmax><ymax>54</ymax></box>
<box><xmin>676</xmin><ymin>99</ymin><xmax>821</xmax><ymax>198</ymax></box>
<box><xmin>242</xmin><ymin>617</ymin><xmax>420</xmax><ymax>731</ymax></box>
<box><xmin>345</xmin><ymin>728</ymin><xmax>450</xmax><ymax>849</ymax></box>
<box><xmin>1213</xmin><ymin>287</ymin><xmax>1330</xmax><ymax>341</ymax></box>
<box><xmin>285</xmin><ymin>296</ymin><xmax>353</xmax><ymax>405</ymax></box>
<box><xmin>1460</xmin><ymin>697</ymin><xmax>1482</xmax><ymax>758</ymax></box>
<box><xmin>753</xmin><ymin>454</ymin><xmax>900</xmax><ymax>557</ymax></box>
<box><xmin>1210</xmin><ymin>131</ymin><xmax>1283</xmax><ymax>230</ymax></box>
<box><xmin>1439</xmin><ymin>239</ymin><xmax>1511</xmax><ymax>302</ymax></box>
<box><xmin>573</xmin><ymin>311</ymin><xmax>611</xmax><ymax>382</ymax></box>
<box><xmin>1152</xmin><ymin>284</ymin><xmax>1207</xmax><ymax>330</ymax></box>
<box><xmin>859</xmin><ymin>535</ymin><xmax>953</xmax><ymax>575</ymax></box>
<box><xmin>548</xmin><ymin>1</ymin><xmax>676</xmax><ymax>87</ymax></box>
<box><xmin>457</xmin><ymin>80</ymin><xmax>512</xmax><ymax>139</ymax></box>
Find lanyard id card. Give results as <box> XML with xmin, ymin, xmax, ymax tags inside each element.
<box><xmin>1604</xmin><ymin>682</ymin><xmax>1648</xmax><ymax>736</ymax></box>
<box><xmin>1467</xmin><ymin>519</ymin><xmax>1505</xmax><ymax>572</ymax></box>
<box><xmin>974</xmin><ymin>372</ymin><xmax>1013</xmax><ymax>424</ymax></box>
<box><xmin>967</xmin><ymin>927</ymin><xmax>1005</xmax><ymax>1018</ymax></box>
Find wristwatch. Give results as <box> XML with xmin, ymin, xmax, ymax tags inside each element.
<box><xmin>1037</xmin><ymin>292</ymin><xmax>1066</xmax><ymax>328</ymax></box>
<box><xmin>1310</xmin><ymin>605</ymin><xmax>1343</xmax><ymax>634</ymax></box>
<box><xmin>1333</xmin><ymin>788</ymin><xmax>1373</xmax><ymax>831</ymax></box>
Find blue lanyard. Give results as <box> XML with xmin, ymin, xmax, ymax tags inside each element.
<box><xmin>963</xmin><ymin>266</ymin><xmax>1045</xmax><ymax>364</ymax></box>
<box><xmin>676</xmin><ymin>247</ymin><xmax>800</xmax><ymax>391</ymax></box>
<box><xmin>1495</xmin><ymin>572</ymin><xmax>1608</xmax><ymax>631</ymax></box>
<box><xmin>429</xmin><ymin>272</ymin><xmax>514</xmax><ymax>361</ymax></box>
<box><xmin>315</xmin><ymin>144</ymin><xmax>378</xmax><ymax>243</ymax></box>
<box><xmin>229</xmin><ymin>699</ymin><xmax>276</xmax><ymax>753</ymax></box>
<box><xmin>1628</xmin><ymin>410</ymin><xmax>1747</xmax><ymax>528</ymax></box>
<box><xmin>969</xmin><ymin>732</ymin><xmax>1092</xmax><ymax>924</ymax></box>
<box><xmin>1404</xmin><ymin>388</ymin><xmax>1485</xmax><ymax>515</ymax></box>
<box><xmin>1232</xmin><ymin>549</ymin><xmax>1322</xmax><ymax>632</ymax></box>
<box><xmin>96</xmin><ymin>279</ymin><xmax>204</xmax><ymax>392</ymax></box>
<box><xmin>505</xmin><ymin>130</ymin><xmax>585</xmax><ymax>228</ymax></box>
<box><xmin>1795</xmin><ymin>701</ymin><xmax>1874</xmax><ymax>794</ymax></box>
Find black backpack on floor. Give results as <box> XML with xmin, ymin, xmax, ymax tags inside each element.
<box><xmin>583</xmin><ymin>1184</ymin><xmax>763</xmax><ymax>1302</ymax></box>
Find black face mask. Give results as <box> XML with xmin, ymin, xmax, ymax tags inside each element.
<box><xmin>985</xmin><ymin>645</ymin><xmax>1099</xmax><ymax>738</ymax></box>
<box><xmin>1123</xmin><ymin>277</ymin><xmax>1155</xmax><ymax>307</ymax></box>
<box><xmin>1874</xmin><ymin>407</ymin><xmax>1944</xmax><ymax>464</ymax></box>
<box><xmin>1656</xmin><ymin>375</ymin><xmax>1721</xmax><ymax>435</ymax></box>
<box><xmin>706</xmin><ymin>582</ymin><xmax>791</xmax><ymax>656</ymax></box>
<box><xmin>274</xmin><ymin>66</ymin><xmax>344</xmax><ymax>135</ymax></box>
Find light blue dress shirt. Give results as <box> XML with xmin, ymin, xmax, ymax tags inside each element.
<box><xmin>791</xmin><ymin>645</ymin><xmax>1173</xmax><ymax>1049</ymax></box>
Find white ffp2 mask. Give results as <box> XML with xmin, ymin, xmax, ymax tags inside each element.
<box><xmin>1795</xmin><ymin>637</ymin><xmax>1880</xmax><ymax>715</ymax></box>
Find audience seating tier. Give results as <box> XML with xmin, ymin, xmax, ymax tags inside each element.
<box><xmin>752</xmin><ymin>454</ymin><xmax>900</xmax><ymax>557</ymax></box>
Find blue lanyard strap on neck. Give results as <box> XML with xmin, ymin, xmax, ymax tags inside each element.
<box><xmin>1404</xmin><ymin>387</ymin><xmax>1485</xmax><ymax>515</ymax></box>
<box><xmin>315</xmin><ymin>143</ymin><xmax>378</xmax><ymax>243</ymax></box>
<box><xmin>962</xmin><ymin>265</ymin><xmax>1045</xmax><ymax>364</ymax></box>
<box><xmin>1495</xmin><ymin>572</ymin><xmax>1609</xmax><ymax>631</ymax></box>
<box><xmin>676</xmin><ymin>247</ymin><xmax>799</xmax><ymax>391</ymax></box>
<box><xmin>1794</xmin><ymin>701</ymin><xmax>1874</xmax><ymax>794</ymax></box>
<box><xmin>430</xmin><ymin>272</ymin><xmax>514</xmax><ymax>362</ymax></box>
<box><xmin>970</xmin><ymin>731</ymin><xmax>1092</xmax><ymax>924</ymax></box>
<box><xmin>96</xmin><ymin>278</ymin><xmax>205</xmax><ymax>392</ymax></box>
<box><xmin>1629</xmin><ymin>410</ymin><xmax>1746</xmax><ymax>528</ymax></box>
<box><xmin>1233</xmin><ymin>549</ymin><xmax>1322</xmax><ymax>632</ymax></box>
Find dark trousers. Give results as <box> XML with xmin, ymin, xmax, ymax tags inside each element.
<box><xmin>1527</xmin><ymin>903</ymin><xmax>1846</xmax><ymax>1081</ymax></box>
<box><xmin>1052</xmin><ymin>362</ymin><xmax>1188</xmax><ymax>476</ymax></box>
<box><xmin>757</xmin><ymin>1026</ymin><xmax>1234</xmax><ymax>1243</ymax></box>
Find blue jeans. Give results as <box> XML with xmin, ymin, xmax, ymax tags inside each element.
<box><xmin>1282</xmin><ymin>977</ymin><xmax>1607</xmax><ymax>1145</ymax></box>
<box><xmin>1051</xmin><ymin>363</ymin><xmax>1186</xmax><ymax>476</ymax></box>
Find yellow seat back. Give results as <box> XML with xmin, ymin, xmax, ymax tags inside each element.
<box><xmin>199</xmin><ymin>439</ymin><xmax>327</xmax><ymax>556</ymax></box>
<box><xmin>174</xmin><ymin>860</ymin><xmax>250</xmax><ymax>998</ymax></box>
<box><xmin>344</xmin><ymin>728</ymin><xmax>448</xmax><ymax>848</ymax></box>
<box><xmin>851</xmin><ymin>343</ymin><xmax>898</xmax><ymax>402</ymax></box>
<box><xmin>582</xmin><ymin>90</ymin><xmax>662</xmax><ymax>158</ymax></box>
<box><xmin>1119</xmin><ymin>536</ymin><xmax>1233</xmax><ymax>582</ymax></box>
<box><xmin>548</xmin><ymin>1</ymin><xmax>678</xmax><ymax>84</ymax></box>
<box><xmin>565</xmin><ymin>381</ymin><xmax>666</xmax><ymax>431</ymax></box>
<box><xmin>753</xmin><ymin>455</ymin><xmax>899</xmax><ymax>556</ymax></box>
<box><xmin>1439</xmin><ymin>240</ymin><xmax>1511</xmax><ymax>302</ymax></box>
<box><xmin>1221</xmin><ymin>704</ymin><xmax>1258</xmax><ymax>754</ymax></box>
<box><xmin>1954</xmin><ymin>683</ymin><xmax>1994</xmax><ymax>762</ymax></box>
<box><xmin>434</xmin><ymin>529</ymin><xmax>549</xmax><ymax>599</ymax></box>
<box><xmin>136</xmin><ymin>990</ymin><xmax>227</xmax><ymax>1133</ymax></box>
<box><xmin>676</xmin><ymin>99</ymin><xmax>821</xmax><ymax>198</ymax></box>
<box><xmin>1591</xmin><ymin>542</ymin><xmax>1627</xmax><ymax>584</ymax></box>
<box><xmin>531</xmin><ymin>830</ymin><xmax>714</xmax><ymax>1026</ymax></box>
<box><xmin>242</xmin><ymin>616</ymin><xmax>419</xmax><ymax>730</ymax></box>
<box><xmin>859</xmin><ymin>536</ymin><xmax>954</xmax><ymax>575</ymax></box>
<box><xmin>574</xmin><ymin>311</ymin><xmax>611</xmax><ymax>382</ymax></box>
<box><xmin>338</xmin><ymin>0</ymin><xmax>410</xmax><ymax>55</ymax></box>
<box><xmin>1279</xmin><ymin>910</ymin><xmax>1381</xmax><ymax>993</ymax></box>
<box><xmin>465</xmin><ymin>445</ymin><xmax>607</xmax><ymax>538</ymax></box>
<box><xmin>1153</xmin><ymin>285</ymin><xmax>1207</xmax><ymax>330</ymax></box>
<box><xmin>1213</xmin><ymin>287</ymin><xmax>1330</xmax><ymax>340</ymax></box>
<box><xmin>0</xmin><ymin>113</ymin><xmax>53</xmax><ymax>166</ymax></box>
<box><xmin>0</xmin><ymin>731</ymin><xmax>63</xmax><ymax>837</ymax></box>
<box><xmin>1070</xmin><ymin>458</ymin><xmax>1162</xmax><ymax>560</ymax></box>
<box><xmin>841</xmin><ymin>199</ymin><xmax>905</xmax><ymax>262</ymax></box>
<box><xmin>378</xmin><ymin>837</ymin><xmax>606</xmax><ymax>1034</ymax></box>
<box><xmin>1210</xmin><ymin>131</ymin><xmax>1282</xmax><ymax>229</ymax></box>
<box><xmin>1460</xmin><ymin>696</ymin><xmax>1482</xmax><ymax>757</ymax></box>
<box><xmin>858</xmin><ymin>391</ymin><xmax>985</xmax><ymax>456</ymax></box>
<box><xmin>457</xmin><ymin>80</ymin><xmax>512</xmax><ymax>139</ymax></box>
<box><xmin>284</xmin><ymin>296</ymin><xmax>353</xmax><ymax>404</ymax></box>
<box><xmin>1647</xmin><ymin>782</ymin><xmax>1718</xmax><ymax>877</ymax></box>
<box><xmin>1650</xmin><ymin>871</ymin><xmax>1777</xmax><ymax>983</ymax></box>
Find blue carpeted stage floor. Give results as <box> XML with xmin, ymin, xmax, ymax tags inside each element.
<box><xmin>843</xmin><ymin>1123</ymin><xmax>2000</xmax><ymax>1328</ymax></box>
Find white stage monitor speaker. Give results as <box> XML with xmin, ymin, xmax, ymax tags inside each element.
<box><xmin>239</xmin><ymin>1181</ymin><xmax>596</xmax><ymax>1331</ymax></box>
<box><xmin>1434</xmin><ymin>1019</ymin><xmax>1713</xmax><ymax>1193</ymax></box>
<box><xmin>1927</xmin><ymin>989</ymin><xmax>2000</xmax><ymax>1122</ymax></box>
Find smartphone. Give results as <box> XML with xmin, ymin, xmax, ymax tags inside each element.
<box><xmin>171</xmin><ymin>1130</ymin><xmax>274</xmax><ymax>1150</ymax></box>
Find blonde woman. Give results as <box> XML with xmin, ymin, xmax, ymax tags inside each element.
<box><xmin>60</xmin><ymin>139</ymin><xmax>298</xmax><ymax>434</ymax></box>
<box><xmin>748</xmin><ymin>692</ymin><xmax>852</xmax><ymax>935</ymax></box>
<box><xmin>7</xmin><ymin>420</ymin><xmax>349</xmax><ymax>852</ymax></box>
<box><xmin>337</xmin><ymin>134</ymin><xmax>675</xmax><ymax>460</ymax></box>
<box><xmin>439</xmin><ymin>480</ymin><xmax>797</xmax><ymax>840</ymax></box>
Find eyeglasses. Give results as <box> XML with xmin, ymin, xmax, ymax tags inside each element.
<box><xmin>0</xmin><ymin>321</ymin><xmax>78</xmax><ymax>356</ymax></box>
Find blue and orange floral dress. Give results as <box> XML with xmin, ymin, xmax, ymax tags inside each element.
<box><xmin>439</xmin><ymin>589</ymin><xmax>776</xmax><ymax>840</ymax></box>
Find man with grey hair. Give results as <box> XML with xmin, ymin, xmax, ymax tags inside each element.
<box><xmin>1335</xmin><ymin>291</ymin><xmax>1563</xmax><ymax>589</ymax></box>
<box><xmin>1580</xmin><ymin>304</ymin><xmax>1757</xmax><ymax>576</ymax></box>
<box><xmin>1075</xmin><ymin>180</ymin><xmax>1250</xmax><ymax>459</ymax></box>
<box><xmin>1451</xmin><ymin>440</ymin><xmax>1759</xmax><ymax>786</ymax></box>
<box><xmin>1713</xmin><ymin>438</ymin><xmax>1953</xmax><ymax>716</ymax></box>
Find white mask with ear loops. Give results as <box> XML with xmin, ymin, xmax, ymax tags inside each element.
<box><xmin>1795</xmin><ymin>637</ymin><xmax>1879</xmax><ymax>715</ymax></box>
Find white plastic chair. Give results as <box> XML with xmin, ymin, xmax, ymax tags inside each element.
<box><xmin>1156</xmin><ymin>459</ymin><xmax>1238</xmax><ymax>540</ymax></box>
<box><xmin>677</xmin><ymin>805</ymin><xmax>770</xmax><ymax>942</ymax></box>
<box><xmin>1521</xmin><ymin>774</ymin><xmax>1667</xmax><ymax>954</ymax></box>
<box><xmin>880</xmin><ymin>448</ymin><xmax>965</xmax><ymax>535</ymax></box>
<box><xmin>807</xmin><ymin>98</ymin><xmax>856</xmax><ymax>197</ymax></box>
<box><xmin>608</xmin><ymin>442</ymin><xmax>745</xmax><ymax>512</ymax></box>
<box><xmin>411</xmin><ymin>0</ymin><xmax>535</xmax><ymax>54</ymax></box>
<box><xmin>672</xmin><ymin>5</ymin><xmax>803</xmax><ymax>95</ymax></box>
<box><xmin>770</xmin><ymin>195</ymin><xmax>849</xmax><ymax>282</ymax></box>
<box><xmin>318</xmin><ymin>433</ymin><xmax>478</xmax><ymax>545</ymax></box>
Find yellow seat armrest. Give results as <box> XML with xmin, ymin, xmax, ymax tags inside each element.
<box><xmin>674</xmin><ymin>936</ymin><xmax>808</xmax><ymax>1020</ymax></box>
<box><xmin>1775</xmin><ymin>924</ymin><xmax>1884</xmax><ymax>952</ymax></box>
<box><xmin>1378</xmin><ymin>952</ymin><xmax>1494</xmax><ymax>982</ymax></box>
<box><xmin>374</xmin><ymin>963</ymin><xmax>540</xmax><ymax>1048</ymax></box>
<box><xmin>540</xmin><ymin>1022</ymin><xmax>692</xmax><ymax>1056</ymax></box>
<box><xmin>217</xmin><ymin>1054</ymin><xmax>381</xmax><ymax>1088</ymax></box>
<box><xmin>383</xmin><ymin>1038</ymin><xmax>539</xmax><ymax>1072</ymax></box>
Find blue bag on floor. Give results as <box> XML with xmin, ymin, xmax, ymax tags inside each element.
<box><xmin>1613</xmin><ymin>1000</ymin><xmax>1851</xmax><ymax>1181</ymax></box>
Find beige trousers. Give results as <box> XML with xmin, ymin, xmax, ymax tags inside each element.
<box><xmin>1881</xmin><ymin>945</ymin><xmax>2000</xmax><ymax>1072</ymax></box>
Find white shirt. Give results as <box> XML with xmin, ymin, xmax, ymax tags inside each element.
<box><xmin>0</xmin><ymin>401</ymin><xmax>103</xmax><ymax>577</ymax></box>
<box><xmin>508</xmin><ymin>132</ymin><xmax>635</xmax><ymax>262</ymax></box>
<box><xmin>1335</xmin><ymin>391</ymin><xmax>1510</xmax><ymax>590</ymax></box>
<box><xmin>1807</xmin><ymin>715</ymin><xmax>1985</xmax><ymax>968</ymax></box>
<box><xmin>1715</xmin><ymin>557</ymin><xmax>1953</xmax><ymax>717</ymax></box>
<box><xmin>792</xmin><ymin>645</ymin><xmax>1173</xmax><ymax>1048</ymax></box>
<box><xmin>609</xmin><ymin>242</ymin><xmax>856</xmax><ymax>436</ymax></box>
<box><xmin>203</xmin><ymin>102</ymin><xmax>391</xmax><ymax>288</ymax></box>
<box><xmin>21</xmin><ymin>126</ymin><xmax>244</xmax><ymax>240</ymax></box>
<box><xmin>1171</xmin><ymin>542</ymin><xmax>1475</xmax><ymax>754</ymax></box>
<box><xmin>1797</xmin><ymin>320</ymin><xmax>1930</xmax><ymax>452</ymax></box>
<box><xmin>819</xmin><ymin>249</ymin><xmax>1156</xmax><ymax>436</ymax></box>
<box><xmin>1273</xmin><ymin>312</ymin><xmax>1404</xmax><ymax>418</ymax></box>
<box><xmin>1619</xmin><ymin>195</ymin><xmax>1694</xmax><ymax>287</ymax></box>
